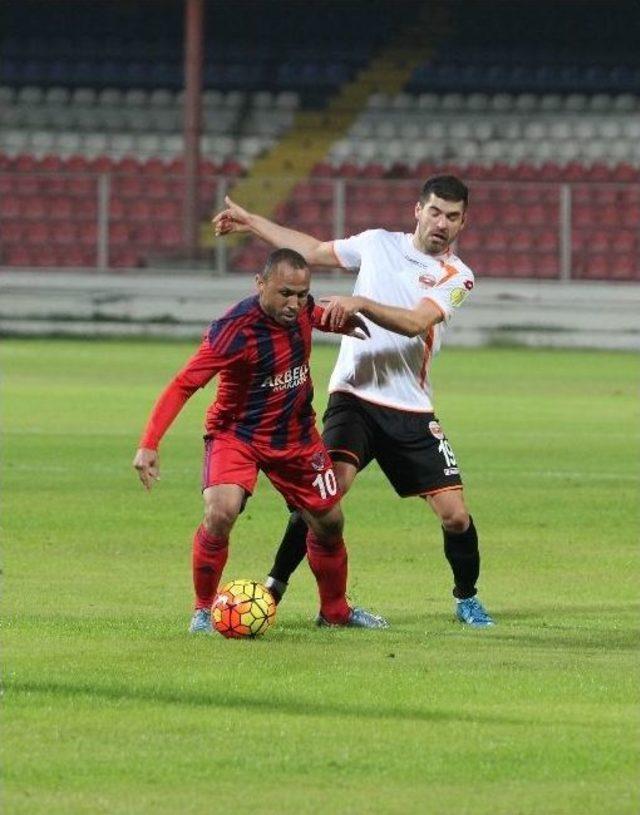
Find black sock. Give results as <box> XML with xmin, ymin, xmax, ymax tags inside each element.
<box><xmin>443</xmin><ymin>516</ymin><xmax>480</xmax><ymax>599</ymax></box>
<box><xmin>267</xmin><ymin>511</ymin><xmax>309</xmax><ymax>597</ymax></box>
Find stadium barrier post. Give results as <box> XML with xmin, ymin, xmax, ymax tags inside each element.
<box><xmin>559</xmin><ymin>183</ymin><xmax>572</xmax><ymax>281</ymax></box>
<box><xmin>97</xmin><ymin>173</ymin><xmax>110</xmax><ymax>270</ymax></box>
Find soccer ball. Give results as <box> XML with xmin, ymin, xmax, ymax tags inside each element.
<box><xmin>212</xmin><ymin>579</ymin><xmax>276</xmax><ymax>639</ymax></box>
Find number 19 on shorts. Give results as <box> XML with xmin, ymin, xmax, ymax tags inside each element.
<box><xmin>312</xmin><ymin>469</ymin><xmax>338</xmax><ymax>500</ymax></box>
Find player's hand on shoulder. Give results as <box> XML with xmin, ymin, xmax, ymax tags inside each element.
<box><xmin>211</xmin><ymin>196</ymin><xmax>253</xmax><ymax>236</ymax></box>
<box><xmin>133</xmin><ymin>447</ymin><xmax>160</xmax><ymax>491</ymax></box>
<box><xmin>319</xmin><ymin>295</ymin><xmax>365</xmax><ymax>332</ymax></box>
<box><xmin>343</xmin><ymin>313</ymin><xmax>370</xmax><ymax>340</ymax></box>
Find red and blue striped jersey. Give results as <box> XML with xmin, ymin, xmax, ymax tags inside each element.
<box><xmin>140</xmin><ymin>294</ymin><xmax>331</xmax><ymax>450</ymax></box>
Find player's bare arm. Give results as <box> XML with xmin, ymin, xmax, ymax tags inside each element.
<box><xmin>212</xmin><ymin>196</ymin><xmax>338</xmax><ymax>267</ymax></box>
<box><xmin>133</xmin><ymin>447</ymin><xmax>160</xmax><ymax>491</ymax></box>
<box><xmin>321</xmin><ymin>295</ymin><xmax>443</xmax><ymax>338</ymax></box>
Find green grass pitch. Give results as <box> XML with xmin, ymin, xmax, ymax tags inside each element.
<box><xmin>3</xmin><ymin>339</ymin><xmax>639</xmax><ymax>815</ymax></box>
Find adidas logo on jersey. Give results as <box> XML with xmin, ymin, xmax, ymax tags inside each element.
<box><xmin>261</xmin><ymin>364</ymin><xmax>309</xmax><ymax>392</ymax></box>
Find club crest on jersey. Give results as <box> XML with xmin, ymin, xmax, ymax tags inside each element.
<box><xmin>261</xmin><ymin>363</ymin><xmax>309</xmax><ymax>392</ymax></box>
<box><xmin>428</xmin><ymin>420</ymin><xmax>445</xmax><ymax>440</ymax></box>
<box><xmin>450</xmin><ymin>288</ymin><xmax>469</xmax><ymax>307</ymax></box>
<box><xmin>418</xmin><ymin>273</ymin><xmax>437</xmax><ymax>288</ymax></box>
<box><xmin>310</xmin><ymin>451</ymin><xmax>326</xmax><ymax>471</ymax></box>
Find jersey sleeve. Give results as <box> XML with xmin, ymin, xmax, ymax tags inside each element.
<box><xmin>422</xmin><ymin>269</ymin><xmax>475</xmax><ymax>323</ymax></box>
<box><xmin>139</xmin><ymin>326</ymin><xmax>247</xmax><ymax>449</ymax></box>
<box><xmin>331</xmin><ymin>231</ymin><xmax>369</xmax><ymax>271</ymax></box>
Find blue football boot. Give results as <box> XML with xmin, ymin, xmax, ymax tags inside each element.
<box><xmin>189</xmin><ymin>608</ymin><xmax>213</xmax><ymax>634</ymax></box>
<box><xmin>316</xmin><ymin>607</ymin><xmax>389</xmax><ymax>629</ymax></box>
<box><xmin>456</xmin><ymin>597</ymin><xmax>495</xmax><ymax>628</ymax></box>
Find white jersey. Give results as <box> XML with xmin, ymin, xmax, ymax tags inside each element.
<box><xmin>329</xmin><ymin>229</ymin><xmax>475</xmax><ymax>412</ymax></box>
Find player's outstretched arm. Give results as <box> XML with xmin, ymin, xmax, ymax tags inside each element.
<box><xmin>133</xmin><ymin>447</ymin><xmax>160</xmax><ymax>491</ymax></box>
<box><xmin>321</xmin><ymin>296</ymin><xmax>443</xmax><ymax>338</ymax></box>
<box><xmin>212</xmin><ymin>196</ymin><xmax>338</xmax><ymax>267</ymax></box>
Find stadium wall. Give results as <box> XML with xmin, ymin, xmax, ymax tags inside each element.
<box><xmin>0</xmin><ymin>271</ymin><xmax>637</xmax><ymax>350</ymax></box>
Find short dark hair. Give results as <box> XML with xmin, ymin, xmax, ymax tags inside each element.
<box><xmin>419</xmin><ymin>175</ymin><xmax>469</xmax><ymax>208</ymax></box>
<box><xmin>262</xmin><ymin>247</ymin><xmax>308</xmax><ymax>278</ymax></box>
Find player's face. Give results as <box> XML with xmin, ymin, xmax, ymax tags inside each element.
<box><xmin>257</xmin><ymin>263</ymin><xmax>310</xmax><ymax>326</ymax></box>
<box><xmin>414</xmin><ymin>193</ymin><xmax>466</xmax><ymax>255</ymax></box>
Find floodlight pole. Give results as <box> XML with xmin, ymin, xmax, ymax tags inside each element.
<box><xmin>183</xmin><ymin>0</ymin><xmax>204</xmax><ymax>259</ymax></box>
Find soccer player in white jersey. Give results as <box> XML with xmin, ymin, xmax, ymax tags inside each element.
<box><xmin>212</xmin><ymin>175</ymin><xmax>494</xmax><ymax>627</ymax></box>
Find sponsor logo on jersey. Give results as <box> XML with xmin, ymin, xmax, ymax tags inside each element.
<box><xmin>261</xmin><ymin>364</ymin><xmax>309</xmax><ymax>392</ymax></box>
<box><xmin>463</xmin><ymin>279</ymin><xmax>474</xmax><ymax>291</ymax></box>
<box><xmin>402</xmin><ymin>253</ymin><xmax>432</xmax><ymax>269</ymax></box>
<box><xmin>418</xmin><ymin>273</ymin><xmax>437</xmax><ymax>288</ymax></box>
<box><xmin>450</xmin><ymin>288</ymin><xmax>469</xmax><ymax>307</ymax></box>
<box><xmin>310</xmin><ymin>451</ymin><xmax>326</xmax><ymax>471</ymax></box>
<box><xmin>428</xmin><ymin>420</ymin><xmax>444</xmax><ymax>440</ymax></box>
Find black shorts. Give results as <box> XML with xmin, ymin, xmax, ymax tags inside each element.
<box><xmin>321</xmin><ymin>391</ymin><xmax>463</xmax><ymax>497</ymax></box>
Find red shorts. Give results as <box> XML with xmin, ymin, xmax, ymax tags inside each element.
<box><xmin>201</xmin><ymin>431</ymin><xmax>342</xmax><ymax>514</ymax></box>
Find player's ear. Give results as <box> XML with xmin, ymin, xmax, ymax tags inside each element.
<box><xmin>255</xmin><ymin>273</ymin><xmax>264</xmax><ymax>292</ymax></box>
<box><xmin>415</xmin><ymin>200</ymin><xmax>422</xmax><ymax>220</ymax></box>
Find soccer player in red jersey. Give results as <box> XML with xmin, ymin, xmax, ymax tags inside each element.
<box><xmin>133</xmin><ymin>248</ymin><xmax>388</xmax><ymax>633</ymax></box>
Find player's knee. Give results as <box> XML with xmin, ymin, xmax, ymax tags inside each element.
<box><xmin>440</xmin><ymin>508</ymin><xmax>470</xmax><ymax>534</ymax></box>
<box><xmin>319</xmin><ymin>516</ymin><xmax>344</xmax><ymax>540</ymax></box>
<box><xmin>203</xmin><ymin>505</ymin><xmax>237</xmax><ymax>536</ymax></box>
<box><xmin>308</xmin><ymin>506</ymin><xmax>344</xmax><ymax>542</ymax></box>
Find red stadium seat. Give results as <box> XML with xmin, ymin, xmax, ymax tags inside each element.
<box><xmin>89</xmin><ymin>155</ymin><xmax>115</xmax><ymax>172</ymax></box>
<box><xmin>109</xmin><ymin>198</ymin><xmax>127</xmax><ymax>220</ymax></box>
<box><xmin>116</xmin><ymin>175</ymin><xmax>144</xmax><ymax>199</ymax></box>
<box><xmin>537</xmin><ymin>254</ymin><xmax>560</xmax><ymax>278</ymax></box>
<box><xmin>511</xmin><ymin>253</ymin><xmax>536</xmax><ymax>277</ymax></box>
<box><xmin>536</xmin><ymin>229</ymin><xmax>559</xmax><ymax>253</ymax></box>
<box><xmin>0</xmin><ymin>175</ymin><xmax>14</xmax><ymax>195</ymax></box>
<box><xmin>22</xmin><ymin>196</ymin><xmax>47</xmax><ymax>220</ymax></box>
<box><xmin>486</xmin><ymin>252</ymin><xmax>510</xmax><ymax>276</ymax></box>
<box><xmin>610</xmin><ymin>255</ymin><xmax>638</xmax><ymax>280</ymax></box>
<box><xmin>131</xmin><ymin>223</ymin><xmax>157</xmax><ymax>248</ymax></box>
<box><xmin>31</xmin><ymin>246</ymin><xmax>59</xmax><ymax>267</ymax></box>
<box><xmin>111</xmin><ymin>249</ymin><xmax>142</xmax><ymax>268</ymax></box>
<box><xmin>611</xmin><ymin>163</ymin><xmax>638</xmax><ymax>183</ymax></box>
<box><xmin>48</xmin><ymin>195</ymin><xmax>73</xmax><ymax>221</ymax></box>
<box><xmin>612</xmin><ymin>230</ymin><xmax>636</xmax><ymax>253</ymax></box>
<box><xmin>487</xmin><ymin>229</ymin><xmax>510</xmax><ymax>251</ymax></box>
<box><xmin>78</xmin><ymin>222</ymin><xmax>98</xmax><ymax>247</ymax></box>
<box><xmin>151</xmin><ymin>200</ymin><xmax>180</xmax><ymax>221</ymax></box>
<box><xmin>510</xmin><ymin>229</ymin><xmax>533</xmax><ymax>251</ymax></box>
<box><xmin>3</xmin><ymin>246</ymin><xmax>31</xmax><ymax>266</ymax></box>
<box><xmin>128</xmin><ymin>198</ymin><xmax>153</xmax><ymax>221</ymax></box>
<box><xmin>64</xmin><ymin>155</ymin><xmax>91</xmax><ymax>172</ymax></box>
<box><xmin>25</xmin><ymin>222</ymin><xmax>51</xmax><ymax>245</ymax></box>
<box><xmin>51</xmin><ymin>222</ymin><xmax>79</xmax><ymax>246</ymax></box>
<box><xmin>1</xmin><ymin>220</ymin><xmax>23</xmax><ymax>242</ymax></box>
<box><xmin>158</xmin><ymin>223</ymin><xmax>182</xmax><ymax>249</ymax></box>
<box><xmin>14</xmin><ymin>154</ymin><xmax>38</xmax><ymax>172</ymax></box>
<box><xmin>15</xmin><ymin>175</ymin><xmax>41</xmax><ymax>195</ymax></box>
<box><xmin>115</xmin><ymin>157</ymin><xmax>142</xmax><ymax>175</ymax></box>
<box><xmin>109</xmin><ymin>222</ymin><xmax>130</xmax><ymax>246</ymax></box>
<box><xmin>67</xmin><ymin>176</ymin><xmax>95</xmax><ymax>197</ymax></box>
<box><xmin>38</xmin><ymin>154</ymin><xmax>64</xmax><ymax>172</ymax></box>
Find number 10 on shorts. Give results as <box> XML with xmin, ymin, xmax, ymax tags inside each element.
<box><xmin>312</xmin><ymin>469</ymin><xmax>338</xmax><ymax>500</ymax></box>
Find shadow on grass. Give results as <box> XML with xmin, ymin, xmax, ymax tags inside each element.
<box><xmin>7</xmin><ymin>676</ymin><xmax>587</xmax><ymax>729</ymax></box>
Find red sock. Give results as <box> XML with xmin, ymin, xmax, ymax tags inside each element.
<box><xmin>192</xmin><ymin>524</ymin><xmax>228</xmax><ymax>610</ymax></box>
<box><xmin>306</xmin><ymin>531</ymin><xmax>350</xmax><ymax>624</ymax></box>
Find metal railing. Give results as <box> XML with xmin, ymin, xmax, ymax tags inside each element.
<box><xmin>0</xmin><ymin>173</ymin><xmax>638</xmax><ymax>280</ymax></box>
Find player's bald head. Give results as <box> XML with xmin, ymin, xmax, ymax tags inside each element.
<box><xmin>261</xmin><ymin>248</ymin><xmax>309</xmax><ymax>281</ymax></box>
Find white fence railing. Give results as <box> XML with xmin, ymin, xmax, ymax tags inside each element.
<box><xmin>0</xmin><ymin>174</ymin><xmax>638</xmax><ymax>280</ymax></box>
